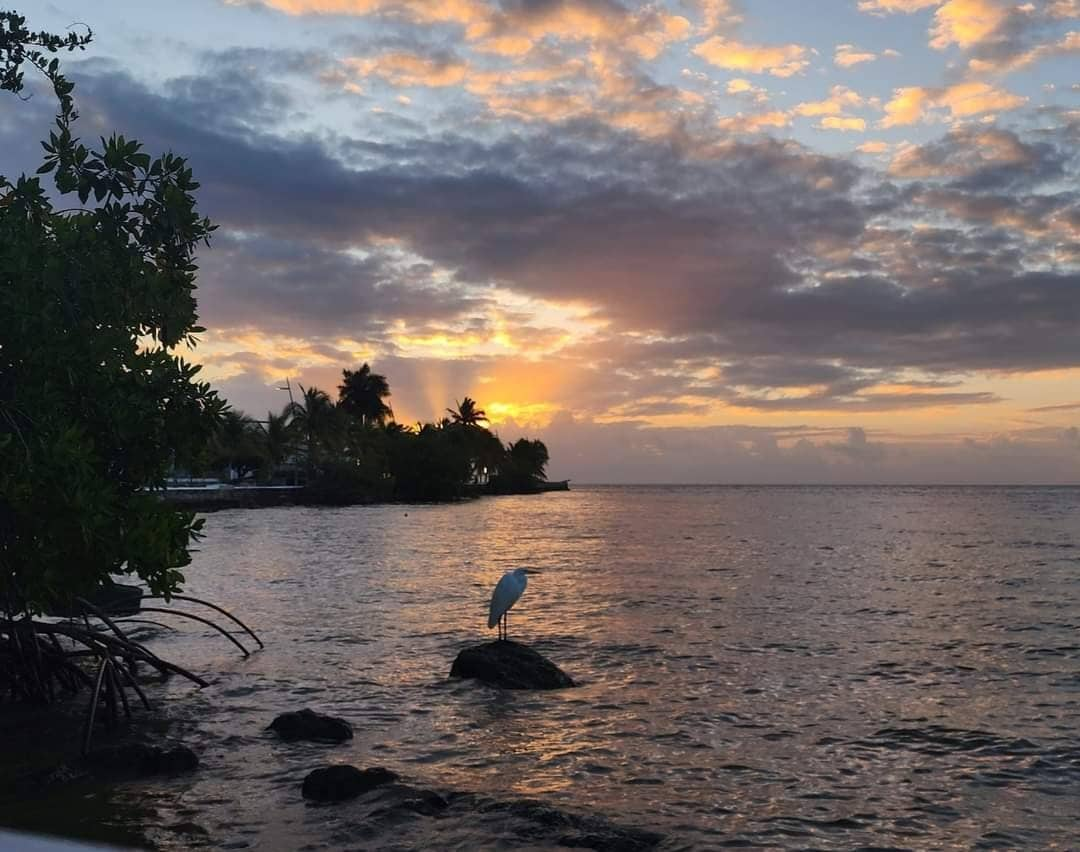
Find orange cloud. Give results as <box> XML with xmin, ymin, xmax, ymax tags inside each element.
<box><xmin>794</xmin><ymin>85</ymin><xmax>865</xmax><ymax>117</ymax></box>
<box><xmin>881</xmin><ymin>80</ymin><xmax>1025</xmax><ymax>126</ymax></box>
<box><xmin>857</xmin><ymin>140</ymin><xmax>891</xmax><ymax>153</ymax></box>
<box><xmin>819</xmin><ymin>116</ymin><xmax>867</xmax><ymax>131</ymax></box>
<box><xmin>345</xmin><ymin>52</ymin><xmax>468</xmax><ymax>87</ymax></box>
<box><xmin>717</xmin><ymin>109</ymin><xmax>791</xmax><ymax>133</ymax></box>
<box><xmin>725</xmin><ymin>77</ymin><xmax>770</xmax><ymax>103</ymax></box>
<box><xmin>834</xmin><ymin>43</ymin><xmax>878</xmax><ymax>66</ymax></box>
<box><xmin>930</xmin><ymin>0</ymin><xmax>1008</xmax><ymax>50</ymax></box>
<box><xmin>245</xmin><ymin>0</ymin><xmax>492</xmax><ymax>37</ymax></box>
<box><xmin>693</xmin><ymin>36</ymin><xmax>809</xmax><ymax>77</ymax></box>
<box><xmin>242</xmin><ymin>0</ymin><xmax>691</xmax><ymax>59</ymax></box>
<box><xmin>693</xmin><ymin>0</ymin><xmax>743</xmax><ymax>33</ymax></box>
<box><xmin>857</xmin><ymin>0</ymin><xmax>938</xmax><ymax>11</ymax></box>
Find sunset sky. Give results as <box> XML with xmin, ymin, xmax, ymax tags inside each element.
<box><xmin>8</xmin><ymin>0</ymin><xmax>1080</xmax><ymax>482</ymax></box>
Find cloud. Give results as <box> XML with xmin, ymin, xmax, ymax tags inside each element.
<box><xmin>857</xmin><ymin>0</ymin><xmax>938</xmax><ymax>12</ymax></box>
<box><xmin>526</xmin><ymin>413</ymin><xmax>1080</xmax><ymax>484</ymax></box>
<box><xmin>930</xmin><ymin>0</ymin><xmax>1009</xmax><ymax>50</ymax></box>
<box><xmin>725</xmin><ymin>77</ymin><xmax>769</xmax><ymax>103</ymax></box>
<box><xmin>856</xmin><ymin>0</ymin><xmax>1077</xmax><ymax>74</ymax></box>
<box><xmin>236</xmin><ymin>0</ymin><xmax>693</xmax><ymax>60</ymax></box>
<box><xmin>819</xmin><ymin>116</ymin><xmax>867</xmax><ymax>132</ymax></box>
<box><xmin>8</xmin><ymin>51</ymin><xmax>1076</xmax><ymax>431</ymax></box>
<box><xmin>857</xmin><ymin>140</ymin><xmax>892</xmax><ymax>154</ymax></box>
<box><xmin>834</xmin><ymin>43</ymin><xmax>878</xmax><ymax>67</ymax></box>
<box><xmin>693</xmin><ymin>36</ymin><xmax>809</xmax><ymax>76</ymax></box>
<box><xmin>881</xmin><ymin>80</ymin><xmax>1026</xmax><ymax>126</ymax></box>
<box><xmin>887</xmin><ymin>126</ymin><xmax>1064</xmax><ymax>187</ymax></box>
<box><xmin>969</xmin><ymin>28</ymin><xmax>1080</xmax><ymax>73</ymax></box>
<box><xmin>692</xmin><ymin>0</ymin><xmax>743</xmax><ymax>33</ymax></box>
<box><xmin>716</xmin><ymin>109</ymin><xmax>791</xmax><ymax>133</ymax></box>
<box><xmin>345</xmin><ymin>50</ymin><xmax>469</xmax><ymax>87</ymax></box>
<box><xmin>794</xmin><ymin>85</ymin><xmax>865</xmax><ymax>117</ymax></box>
<box><xmin>854</xmin><ymin>0</ymin><xmax>1009</xmax><ymax>50</ymax></box>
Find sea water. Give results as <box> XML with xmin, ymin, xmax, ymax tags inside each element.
<box><xmin>20</xmin><ymin>486</ymin><xmax>1080</xmax><ymax>849</ymax></box>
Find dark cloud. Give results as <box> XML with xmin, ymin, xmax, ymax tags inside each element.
<box><xmin>889</xmin><ymin>127</ymin><xmax>1067</xmax><ymax>191</ymax></box>
<box><xmin>3</xmin><ymin>53</ymin><xmax>1078</xmax><ymax>416</ymax></box>
<box><xmin>198</xmin><ymin>231</ymin><xmax>488</xmax><ymax>337</ymax></box>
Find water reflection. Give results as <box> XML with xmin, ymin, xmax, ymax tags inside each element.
<box><xmin>18</xmin><ymin>486</ymin><xmax>1079</xmax><ymax>849</ymax></box>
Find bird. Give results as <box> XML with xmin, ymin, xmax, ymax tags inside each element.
<box><xmin>488</xmin><ymin>568</ymin><xmax>538</xmax><ymax>641</ymax></box>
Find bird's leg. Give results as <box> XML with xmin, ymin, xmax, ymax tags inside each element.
<box><xmin>505</xmin><ymin>610</ymin><xmax>509</xmax><ymax>641</ymax></box>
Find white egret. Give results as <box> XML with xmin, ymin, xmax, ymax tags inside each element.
<box><xmin>488</xmin><ymin>568</ymin><xmax>539</xmax><ymax>641</ymax></box>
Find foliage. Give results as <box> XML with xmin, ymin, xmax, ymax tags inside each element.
<box><xmin>0</xmin><ymin>13</ymin><xmax>225</xmax><ymax>614</ymax></box>
<box><xmin>338</xmin><ymin>363</ymin><xmax>392</xmax><ymax>426</ymax></box>
<box><xmin>208</xmin><ymin>411</ymin><xmax>265</xmax><ymax>481</ymax></box>
<box><xmin>213</xmin><ymin>365</ymin><xmax>553</xmax><ymax>502</ymax></box>
<box><xmin>386</xmin><ymin>421</ymin><xmax>474</xmax><ymax>502</ymax></box>
<box><xmin>257</xmin><ymin>409</ymin><xmax>295</xmax><ymax>477</ymax></box>
<box><xmin>492</xmin><ymin>438</ymin><xmax>550</xmax><ymax>493</ymax></box>
<box><xmin>288</xmin><ymin>384</ymin><xmax>345</xmax><ymax>472</ymax></box>
<box><xmin>447</xmin><ymin>396</ymin><xmax>487</xmax><ymax>426</ymax></box>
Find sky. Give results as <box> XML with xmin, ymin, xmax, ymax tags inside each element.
<box><xmin>6</xmin><ymin>0</ymin><xmax>1080</xmax><ymax>482</ymax></box>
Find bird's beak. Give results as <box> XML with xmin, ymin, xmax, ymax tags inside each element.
<box><xmin>523</xmin><ymin>568</ymin><xmax>542</xmax><ymax>574</ymax></box>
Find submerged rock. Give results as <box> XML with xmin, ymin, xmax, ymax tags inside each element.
<box><xmin>296</xmin><ymin>767</ymin><xmax>661</xmax><ymax>849</ymax></box>
<box><xmin>486</xmin><ymin>798</ymin><xmax>662</xmax><ymax>851</ymax></box>
<box><xmin>268</xmin><ymin>708</ymin><xmax>353</xmax><ymax>743</ymax></box>
<box><xmin>449</xmin><ymin>640</ymin><xmax>575</xmax><ymax>690</ymax></box>
<box><xmin>301</xmin><ymin>765</ymin><xmax>398</xmax><ymax>802</ymax></box>
<box><xmin>85</xmin><ymin>742</ymin><xmax>199</xmax><ymax>777</ymax></box>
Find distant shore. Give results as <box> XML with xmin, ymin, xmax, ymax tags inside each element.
<box><xmin>159</xmin><ymin>480</ymin><xmax>570</xmax><ymax>512</ymax></box>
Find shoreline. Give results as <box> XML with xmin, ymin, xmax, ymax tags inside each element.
<box><xmin>157</xmin><ymin>480</ymin><xmax>570</xmax><ymax>512</ymax></box>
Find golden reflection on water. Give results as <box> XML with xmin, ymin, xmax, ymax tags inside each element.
<box><xmin>34</xmin><ymin>485</ymin><xmax>1080</xmax><ymax>850</ymax></box>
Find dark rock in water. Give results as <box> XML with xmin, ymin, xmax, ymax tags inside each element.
<box><xmin>296</xmin><ymin>767</ymin><xmax>662</xmax><ymax>848</ymax></box>
<box><xmin>301</xmin><ymin>765</ymin><xmax>398</xmax><ymax>802</ymax></box>
<box><xmin>392</xmin><ymin>785</ymin><xmax>451</xmax><ymax>816</ymax></box>
<box><xmin>449</xmin><ymin>640</ymin><xmax>575</xmax><ymax>689</ymax></box>
<box><xmin>474</xmin><ymin>796</ymin><xmax>662</xmax><ymax>851</ymax></box>
<box><xmin>268</xmin><ymin>708</ymin><xmax>353</xmax><ymax>742</ymax></box>
<box><xmin>85</xmin><ymin>742</ymin><xmax>199</xmax><ymax>777</ymax></box>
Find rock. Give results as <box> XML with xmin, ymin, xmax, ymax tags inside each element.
<box><xmin>301</xmin><ymin>765</ymin><xmax>398</xmax><ymax>802</ymax></box>
<box><xmin>268</xmin><ymin>708</ymin><xmax>353</xmax><ymax>743</ymax></box>
<box><xmin>387</xmin><ymin>784</ymin><xmax>450</xmax><ymax>816</ymax></box>
<box><xmin>85</xmin><ymin>742</ymin><xmax>199</xmax><ymax>777</ymax></box>
<box><xmin>449</xmin><ymin>640</ymin><xmax>575</xmax><ymax>689</ymax></box>
<box><xmin>474</xmin><ymin>796</ymin><xmax>662</xmax><ymax>850</ymax></box>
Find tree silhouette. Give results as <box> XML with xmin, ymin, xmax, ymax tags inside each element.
<box><xmin>509</xmin><ymin>438</ymin><xmax>549</xmax><ymax>481</ymax></box>
<box><xmin>447</xmin><ymin>396</ymin><xmax>487</xmax><ymax>426</ymax></box>
<box><xmin>338</xmin><ymin>364</ymin><xmax>392</xmax><ymax>426</ymax></box>
<box><xmin>492</xmin><ymin>438</ymin><xmax>550</xmax><ymax>491</ymax></box>
<box><xmin>289</xmin><ymin>385</ymin><xmax>343</xmax><ymax>470</ymax></box>
<box><xmin>209</xmin><ymin>411</ymin><xmax>264</xmax><ymax>480</ymax></box>
<box><xmin>257</xmin><ymin>408</ymin><xmax>295</xmax><ymax>477</ymax></box>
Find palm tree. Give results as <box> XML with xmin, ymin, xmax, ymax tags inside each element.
<box><xmin>289</xmin><ymin>385</ymin><xmax>343</xmax><ymax>470</ymax></box>
<box><xmin>473</xmin><ymin>427</ymin><xmax>505</xmax><ymax>484</ymax></box>
<box><xmin>257</xmin><ymin>408</ymin><xmax>295</xmax><ymax>476</ymax></box>
<box><xmin>210</xmin><ymin>410</ymin><xmax>264</xmax><ymax>480</ymax></box>
<box><xmin>507</xmin><ymin>438</ymin><xmax>549</xmax><ymax>483</ymax></box>
<box><xmin>338</xmin><ymin>364</ymin><xmax>393</xmax><ymax>426</ymax></box>
<box><xmin>447</xmin><ymin>396</ymin><xmax>487</xmax><ymax>426</ymax></box>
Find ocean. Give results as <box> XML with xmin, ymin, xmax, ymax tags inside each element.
<box><xmin>13</xmin><ymin>486</ymin><xmax>1080</xmax><ymax>849</ymax></box>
